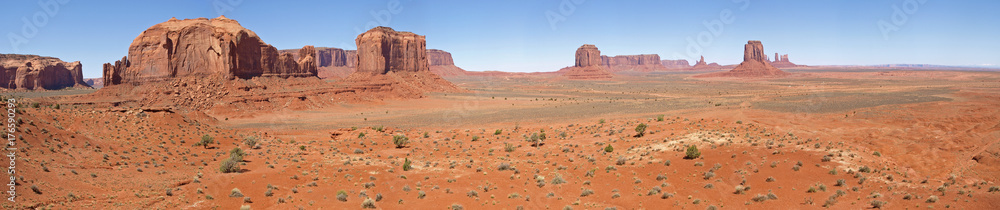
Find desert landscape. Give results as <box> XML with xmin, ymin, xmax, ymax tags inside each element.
<box><xmin>3</xmin><ymin>1</ymin><xmax>1000</xmax><ymax>210</ymax></box>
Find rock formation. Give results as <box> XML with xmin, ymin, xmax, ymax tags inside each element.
<box><xmin>661</xmin><ymin>59</ymin><xmax>691</xmax><ymax>69</ymax></box>
<box><xmin>600</xmin><ymin>54</ymin><xmax>666</xmax><ymax>72</ymax></box>
<box><xmin>559</xmin><ymin>44</ymin><xmax>613</xmax><ymax>79</ymax></box>
<box><xmin>769</xmin><ymin>53</ymin><xmax>800</xmax><ymax>68</ymax></box>
<box><xmin>344</xmin><ymin>27</ymin><xmax>458</xmax><ymax>95</ymax></box>
<box><xmin>84</xmin><ymin>78</ymin><xmax>104</xmax><ymax>89</ymax></box>
<box><xmin>0</xmin><ymin>54</ymin><xmax>90</xmax><ymax>90</ymax></box>
<box><xmin>691</xmin><ymin>56</ymin><xmax>723</xmax><ymax>70</ymax></box>
<box><xmin>707</xmin><ymin>40</ymin><xmax>789</xmax><ymax>77</ymax></box>
<box><xmin>102</xmin><ymin>16</ymin><xmax>317</xmax><ymax>86</ymax></box>
<box><xmin>427</xmin><ymin>49</ymin><xmax>468</xmax><ymax>77</ymax></box>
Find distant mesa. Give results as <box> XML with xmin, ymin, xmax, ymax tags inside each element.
<box><xmin>102</xmin><ymin>16</ymin><xmax>318</xmax><ymax>86</ymax></box>
<box><xmin>691</xmin><ymin>56</ymin><xmax>724</xmax><ymax>70</ymax></box>
<box><xmin>600</xmin><ymin>54</ymin><xmax>666</xmax><ymax>72</ymax></box>
<box><xmin>84</xmin><ymin>78</ymin><xmax>103</xmax><ymax>89</ymax></box>
<box><xmin>427</xmin><ymin>49</ymin><xmax>468</xmax><ymax>77</ymax></box>
<box><xmin>0</xmin><ymin>54</ymin><xmax>90</xmax><ymax>90</ymax></box>
<box><xmin>661</xmin><ymin>59</ymin><xmax>691</xmax><ymax>69</ymax></box>
<box><xmin>702</xmin><ymin>40</ymin><xmax>789</xmax><ymax>77</ymax></box>
<box><xmin>558</xmin><ymin>44</ymin><xmax>613</xmax><ymax>79</ymax></box>
<box><xmin>343</xmin><ymin>26</ymin><xmax>459</xmax><ymax>96</ymax></box>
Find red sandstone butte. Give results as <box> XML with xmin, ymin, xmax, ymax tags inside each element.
<box><xmin>559</xmin><ymin>44</ymin><xmax>613</xmax><ymax>79</ymax></box>
<box><xmin>102</xmin><ymin>16</ymin><xmax>317</xmax><ymax>86</ymax></box>
<box><xmin>343</xmin><ymin>27</ymin><xmax>459</xmax><ymax>96</ymax></box>
<box><xmin>704</xmin><ymin>40</ymin><xmax>789</xmax><ymax>77</ymax></box>
<box><xmin>601</xmin><ymin>54</ymin><xmax>666</xmax><ymax>72</ymax></box>
<box><xmin>1</xmin><ymin>54</ymin><xmax>90</xmax><ymax>90</ymax></box>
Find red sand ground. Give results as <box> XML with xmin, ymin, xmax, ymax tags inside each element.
<box><xmin>7</xmin><ymin>70</ymin><xmax>1000</xmax><ymax>209</ymax></box>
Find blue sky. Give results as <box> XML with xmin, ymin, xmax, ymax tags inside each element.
<box><xmin>2</xmin><ymin>0</ymin><xmax>998</xmax><ymax>77</ymax></box>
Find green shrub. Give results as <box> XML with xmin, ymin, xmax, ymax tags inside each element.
<box><xmin>230</xmin><ymin>188</ymin><xmax>244</xmax><ymax>197</ymax></box>
<box><xmin>634</xmin><ymin>123</ymin><xmax>647</xmax><ymax>137</ymax></box>
<box><xmin>362</xmin><ymin>198</ymin><xmax>376</xmax><ymax>208</ymax></box>
<box><xmin>403</xmin><ymin>158</ymin><xmax>413</xmax><ymax>171</ymax></box>
<box><xmin>243</xmin><ymin>136</ymin><xmax>259</xmax><ymax>148</ymax></box>
<box><xmin>504</xmin><ymin>143</ymin><xmax>516</xmax><ymax>152</ymax></box>
<box><xmin>656</xmin><ymin>114</ymin><xmax>664</xmax><ymax>122</ymax></box>
<box><xmin>604</xmin><ymin>144</ymin><xmax>614</xmax><ymax>153</ymax></box>
<box><xmin>219</xmin><ymin>158</ymin><xmax>240</xmax><ymax>173</ymax></box>
<box><xmin>197</xmin><ymin>135</ymin><xmax>214</xmax><ymax>149</ymax></box>
<box><xmin>685</xmin><ymin>145</ymin><xmax>700</xmax><ymax>159</ymax></box>
<box><xmin>337</xmin><ymin>190</ymin><xmax>348</xmax><ymax>202</ymax></box>
<box><xmin>393</xmin><ymin>135</ymin><xmax>409</xmax><ymax>148</ymax></box>
<box><xmin>229</xmin><ymin>148</ymin><xmax>245</xmax><ymax>162</ymax></box>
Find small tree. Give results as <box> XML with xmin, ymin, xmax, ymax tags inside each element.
<box><xmin>199</xmin><ymin>135</ymin><xmax>214</xmax><ymax>149</ymax></box>
<box><xmin>635</xmin><ymin>123</ymin><xmax>647</xmax><ymax>137</ymax></box>
<box><xmin>393</xmin><ymin>135</ymin><xmax>409</xmax><ymax>148</ymax></box>
<box><xmin>604</xmin><ymin>144</ymin><xmax>614</xmax><ymax>153</ymax></box>
<box><xmin>685</xmin><ymin>145</ymin><xmax>701</xmax><ymax>159</ymax></box>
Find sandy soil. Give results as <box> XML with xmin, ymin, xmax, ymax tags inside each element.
<box><xmin>6</xmin><ymin>70</ymin><xmax>1000</xmax><ymax>209</ymax></box>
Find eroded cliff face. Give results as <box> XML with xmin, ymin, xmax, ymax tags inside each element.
<box><xmin>661</xmin><ymin>59</ymin><xmax>691</xmax><ymax>69</ymax></box>
<box><xmin>560</xmin><ymin>44</ymin><xmax>612</xmax><ymax>79</ymax></box>
<box><xmin>1</xmin><ymin>54</ymin><xmax>89</xmax><ymax>90</ymax></box>
<box><xmin>103</xmin><ymin>16</ymin><xmax>316</xmax><ymax>86</ymax></box>
<box><xmin>344</xmin><ymin>27</ymin><xmax>459</xmax><ymax>96</ymax></box>
<box><xmin>708</xmin><ymin>40</ymin><xmax>789</xmax><ymax>77</ymax></box>
<box><xmin>601</xmin><ymin>54</ymin><xmax>666</xmax><ymax>72</ymax></box>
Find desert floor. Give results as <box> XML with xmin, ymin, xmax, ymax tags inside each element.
<box><xmin>7</xmin><ymin>69</ymin><xmax>1000</xmax><ymax>209</ymax></box>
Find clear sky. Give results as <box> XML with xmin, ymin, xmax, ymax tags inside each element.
<box><xmin>2</xmin><ymin>0</ymin><xmax>998</xmax><ymax>77</ymax></box>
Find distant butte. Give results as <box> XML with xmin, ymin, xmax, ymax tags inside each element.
<box><xmin>343</xmin><ymin>26</ymin><xmax>460</xmax><ymax>97</ymax></box>
<box><xmin>702</xmin><ymin>40</ymin><xmax>790</xmax><ymax>78</ymax></box>
<box><xmin>558</xmin><ymin>44</ymin><xmax>613</xmax><ymax>79</ymax></box>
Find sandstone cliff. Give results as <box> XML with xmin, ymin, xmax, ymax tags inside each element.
<box><xmin>661</xmin><ymin>59</ymin><xmax>691</xmax><ymax>69</ymax></box>
<box><xmin>427</xmin><ymin>49</ymin><xmax>468</xmax><ymax>77</ymax></box>
<box><xmin>769</xmin><ymin>53</ymin><xmax>800</xmax><ymax>68</ymax></box>
<box><xmin>344</xmin><ymin>27</ymin><xmax>459</xmax><ymax>96</ymax></box>
<box><xmin>704</xmin><ymin>40</ymin><xmax>789</xmax><ymax>77</ymax></box>
<box><xmin>691</xmin><ymin>56</ymin><xmax>724</xmax><ymax>70</ymax></box>
<box><xmin>102</xmin><ymin>16</ymin><xmax>317</xmax><ymax>86</ymax></box>
<box><xmin>560</xmin><ymin>44</ymin><xmax>612</xmax><ymax>79</ymax></box>
<box><xmin>600</xmin><ymin>54</ymin><xmax>666</xmax><ymax>72</ymax></box>
<box><xmin>1</xmin><ymin>54</ymin><xmax>90</xmax><ymax>90</ymax></box>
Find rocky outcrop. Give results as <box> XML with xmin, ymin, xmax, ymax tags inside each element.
<box><xmin>705</xmin><ymin>40</ymin><xmax>788</xmax><ymax>77</ymax></box>
<box><xmin>600</xmin><ymin>54</ymin><xmax>666</xmax><ymax>72</ymax></box>
<box><xmin>769</xmin><ymin>53</ymin><xmax>800</xmax><ymax>68</ymax></box>
<box><xmin>427</xmin><ymin>49</ymin><xmax>468</xmax><ymax>77</ymax></box>
<box><xmin>84</xmin><ymin>78</ymin><xmax>104</xmax><ymax>89</ymax></box>
<box><xmin>102</xmin><ymin>16</ymin><xmax>316</xmax><ymax>86</ymax></box>
<box><xmin>691</xmin><ymin>56</ymin><xmax>723</xmax><ymax>70</ymax></box>
<box><xmin>661</xmin><ymin>59</ymin><xmax>691</xmax><ymax>69</ymax></box>
<box><xmin>0</xmin><ymin>54</ymin><xmax>90</xmax><ymax>90</ymax></box>
<box><xmin>427</xmin><ymin>49</ymin><xmax>454</xmax><ymax>66</ymax></box>
<box><xmin>344</xmin><ymin>27</ymin><xmax>459</xmax><ymax>96</ymax></box>
<box><xmin>560</xmin><ymin>44</ymin><xmax>612</xmax><ymax>79</ymax></box>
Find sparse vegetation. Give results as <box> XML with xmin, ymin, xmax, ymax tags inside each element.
<box><xmin>634</xmin><ymin>123</ymin><xmax>647</xmax><ymax>137</ymax></box>
<box><xmin>685</xmin><ymin>145</ymin><xmax>700</xmax><ymax>159</ymax></box>
<box><xmin>196</xmin><ymin>135</ymin><xmax>214</xmax><ymax>148</ymax></box>
<box><xmin>393</xmin><ymin>135</ymin><xmax>409</xmax><ymax>148</ymax></box>
<box><xmin>403</xmin><ymin>158</ymin><xmax>413</xmax><ymax>171</ymax></box>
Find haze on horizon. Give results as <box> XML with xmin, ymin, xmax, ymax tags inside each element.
<box><xmin>2</xmin><ymin>0</ymin><xmax>998</xmax><ymax>78</ymax></box>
